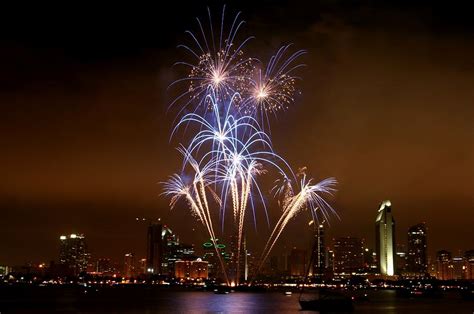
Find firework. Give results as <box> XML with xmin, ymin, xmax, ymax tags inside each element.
<box><xmin>169</xmin><ymin>6</ymin><xmax>256</xmax><ymax>117</ymax></box>
<box><xmin>169</xmin><ymin>90</ymin><xmax>290</xmax><ymax>283</ymax></box>
<box><xmin>163</xmin><ymin>7</ymin><xmax>337</xmax><ymax>286</ymax></box>
<box><xmin>162</xmin><ymin>149</ymin><xmax>230</xmax><ymax>285</ymax></box>
<box><xmin>257</xmin><ymin>172</ymin><xmax>337</xmax><ymax>274</ymax></box>
<box><xmin>238</xmin><ymin>45</ymin><xmax>306</xmax><ymax>124</ymax></box>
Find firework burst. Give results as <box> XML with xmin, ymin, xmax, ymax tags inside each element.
<box><xmin>257</xmin><ymin>172</ymin><xmax>337</xmax><ymax>273</ymax></box>
<box><xmin>169</xmin><ymin>6</ymin><xmax>255</xmax><ymax>116</ymax></box>
<box><xmin>162</xmin><ymin>7</ymin><xmax>337</xmax><ymax>286</ymax></box>
<box><xmin>238</xmin><ymin>45</ymin><xmax>306</xmax><ymax>124</ymax></box>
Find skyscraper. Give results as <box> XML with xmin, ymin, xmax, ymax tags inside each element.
<box><xmin>333</xmin><ymin>237</ymin><xmax>364</xmax><ymax>275</ymax></box>
<box><xmin>156</xmin><ymin>224</ymin><xmax>196</xmax><ymax>276</ymax></box>
<box><xmin>124</xmin><ymin>253</ymin><xmax>135</xmax><ymax>278</ymax></box>
<box><xmin>464</xmin><ymin>250</ymin><xmax>474</xmax><ymax>280</ymax></box>
<box><xmin>146</xmin><ymin>223</ymin><xmax>163</xmax><ymax>274</ymax></box>
<box><xmin>59</xmin><ymin>233</ymin><xmax>88</xmax><ymax>275</ymax></box>
<box><xmin>406</xmin><ymin>223</ymin><xmax>427</xmax><ymax>275</ymax></box>
<box><xmin>436</xmin><ymin>250</ymin><xmax>453</xmax><ymax>280</ymax></box>
<box><xmin>452</xmin><ymin>254</ymin><xmax>465</xmax><ymax>279</ymax></box>
<box><xmin>395</xmin><ymin>244</ymin><xmax>407</xmax><ymax>273</ymax></box>
<box><xmin>375</xmin><ymin>200</ymin><xmax>396</xmax><ymax>276</ymax></box>
<box><xmin>311</xmin><ymin>222</ymin><xmax>326</xmax><ymax>276</ymax></box>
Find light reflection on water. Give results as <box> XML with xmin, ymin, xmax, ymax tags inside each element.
<box><xmin>0</xmin><ymin>287</ymin><xmax>473</xmax><ymax>313</ymax></box>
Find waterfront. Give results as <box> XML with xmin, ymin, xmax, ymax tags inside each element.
<box><xmin>1</xmin><ymin>286</ymin><xmax>473</xmax><ymax>313</ymax></box>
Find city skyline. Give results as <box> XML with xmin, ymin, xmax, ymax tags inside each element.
<box><xmin>1</xmin><ymin>1</ymin><xmax>474</xmax><ymax>266</ymax></box>
<box><xmin>13</xmin><ymin>217</ymin><xmax>469</xmax><ymax>282</ymax></box>
<box><xmin>1</xmin><ymin>198</ymin><xmax>472</xmax><ymax>266</ymax></box>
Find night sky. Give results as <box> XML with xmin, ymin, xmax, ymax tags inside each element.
<box><xmin>1</xmin><ymin>1</ymin><xmax>473</xmax><ymax>266</ymax></box>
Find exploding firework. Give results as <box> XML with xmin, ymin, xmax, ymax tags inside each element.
<box><xmin>257</xmin><ymin>172</ymin><xmax>337</xmax><ymax>273</ymax></box>
<box><xmin>168</xmin><ymin>90</ymin><xmax>290</xmax><ymax>283</ymax></box>
<box><xmin>162</xmin><ymin>148</ymin><xmax>230</xmax><ymax>285</ymax></box>
<box><xmin>169</xmin><ymin>6</ymin><xmax>256</xmax><ymax>117</ymax></box>
<box><xmin>238</xmin><ymin>45</ymin><xmax>306</xmax><ymax>124</ymax></box>
<box><xmin>163</xmin><ymin>7</ymin><xmax>337</xmax><ymax>286</ymax></box>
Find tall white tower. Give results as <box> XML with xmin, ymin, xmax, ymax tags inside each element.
<box><xmin>375</xmin><ymin>200</ymin><xmax>396</xmax><ymax>276</ymax></box>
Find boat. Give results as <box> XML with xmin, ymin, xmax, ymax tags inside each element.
<box><xmin>213</xmin><ymin>286</ymin><xmax>231</xmax><ymax>294</ymax></box>
<box><xmin>299</xmin><ymin>289</ymin><xmax>354</xmax><ymax>312</ymax></box>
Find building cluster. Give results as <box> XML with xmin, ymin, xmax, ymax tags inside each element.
<box><xmin>145</xmin><ymin>223</ymin><xmax>205</xmax><ymax>280</ymax></box>
<box><xmin>45</xmin><ymin>222</ymin><xmax>255</xmax><ymax>283</ymax></box>
<box><xmin>1</xmin><ymin>203</ymin><xmax>473</xmax><ymax>283</ymax></box>
<box><xmin>263</xmin><ymin>200</ymin><xmax>474</xmax><ymax>281</ymax></box>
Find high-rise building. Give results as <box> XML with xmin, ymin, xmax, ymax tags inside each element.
<box><xmin>146</xmin><ymin>223</ymin><xmax>163</xmax><ymax>274</ymax></box>
<box><xmin>311</xmin><ymin>223</ymin><xmax>326</xmax><ymax>276</ymax></box>
<box><xmin>59</xmin><ymin>233</ymin><xmax>88</xmax><ymax>275</ymax></box>
<box><xmin>161</xmin><ymin>225</ymin><xmax>178</xmax><ymax>275</ymax></box>
<box><xmin>406</xmin><ymin>223</ymin><xmax>427</xmax><ymax>275</ymax></box>
<box><xmin>326</xmin><ymin>249</ymin><xmax>335</xmax><ymax>273</ymax></box>
<box><xmin>228</xmin><ymin>232</ymin><xmax>246</xmax><ymax>283</ymax></box>
<box><xmin>436</xmin><ymin>250</ymin><xmax>453</xmax><ymax>280</ymax></box>
<box><xmin>0</xmin><ymin>265</ymin><xmax>11</xmax><ymax>276</ymax></box>
<box><xmin>289</xmin><ymin>248</ymin><xmax>307</xmax><ymax>277</ymax></box>
<box><xmin>375</xmin><ymin>200</ymin><xmax>396</xmax><ymax>276</ymax></box>
<box><xmin>452</xmin><ymin>255</ymin><xmax>465</xmax><ymax>279</ymax></box>
<box><xmin>139</xmin><ymin>258</ymin><xmax>147</xmax><ymax>275</ymax></box>
<box><xmin>333</xmin><ymin>237</ymin><xmax>364</xmax><ymax>275</ymax></box>
<box><xmin>243</xmin><ymin>237</ymin><xmax>249</xmax><ymax>282</ymax></box>
<box><xmin>124</xmin><ymin>253</ymin><xmax>135</xmax><ymax>278</ymax></box>
<box><xmin>146</xmin><ymin>223</ymin><xmax>196</xmax><ymax>276</ymax></box>
<box><xmin>464</xmin><ymin>250</ymin><xmax>474</xmax><ymax>280</ymax></box>
<box><xmin>364</xmin><ymin>247</ymin><xmax>378</xmax><ymax>272</ymax></box>
<box><xmin>395</xmin><ymin>244</ymin><xmax>407</xmax><ymax>273</ymax></box>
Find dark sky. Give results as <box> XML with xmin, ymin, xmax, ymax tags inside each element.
<box><xmin>1</xmin><ymin>1</ymin><xmax>473</xmax><ymax>265</ymax></box>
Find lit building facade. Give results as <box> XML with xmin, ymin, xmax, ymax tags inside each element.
<box><xmin>139</xmin><ymin>258</ymin><xmax>147</xmax><ymax>275</ymax></box>
<box><xmin>175</xmin><ymin>259</ymin><xmax>209</xmax><ymax>279</ymax></box>
<box><xmin>364</xmin><ymin>247</ymin><xmax>378</xmax><ymax>272</ymax></box>
<box><xmin>146</xmin><ymin>223</ymin><xmax>196</xmax><ymax>276</ymax></box>
<box><xmin>396</xmin><ymin>244</ymin><xmax>407</xmax><ymax>273</ymax></box>
<box><xmin>436</xmin><ymin>250</ymin><xmax>453</xmax><ymax>280</ymax></box>
<box><xmin>146</xmin><ymin>223</ymin><xmax>163</xmax><ymax>274</ymax></box>
<box><xmin>311</xmin><ymin>223</ymin><xmax>326</xmax><ymax>276</ymax></box>
<box><xmin>59</xmin><ymin>233</ymin><xmax>88</xmax><ymax>275</ymax></box>
<box><xmin>333</xmin><ymin>237</ymin><xmax>364</xmax><ymax>275</ymax></box>
<box><xmin>465</xmin><ymin>250</ymin><xmax>474</xmax><ymax>280</ymax></box>
<box><xmin>375</xmin><ymin>200</ymin><xmax>396</xmax><ymax>276</ymax></box>
<box><xmin>124</xmin><ymin>253</ymin><xmax>135</xmax><ymax>278</ymax></box>
<box><xmin>406</xmin><ymin>223</ymin><xmax>427</xmax><ymax>275</ymax></box>
<box><xmin>161</xmin><ymin>226</ymin><xmax>196</xmax><ymax>276</ymax></box>
<box><xmin>202</xmin><ymin>239</ymin><xmax>229</xmax><ymax>279</ymax></box>
<box><xmin>452</xmin><ymin>255</ymin><xmax>465</xmax><ymax>279</ymax></box>
<box><xmin>0</xmin><ymin>265</ymin><xmax>11</xmax><ymax>276</ymax></box>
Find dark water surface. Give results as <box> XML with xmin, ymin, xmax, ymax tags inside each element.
<box><xmin>0</xmin><ymin>286</ymin><xmax>473</xmax><ymax>313</ymax></box>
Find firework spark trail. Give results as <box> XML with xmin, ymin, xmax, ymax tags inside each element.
<box><xmin>257</xmin><ymin>174</ymin><xmax>337</xmax><ymax>275</ymax></box>
<box><xmin>169</xmin><ymin>6</ymin><xmax>256</xmax><ymax>117</ymax></box>
<box><xmin>162</xmin><ymin>151</ymin><xmax>230</xmax><ymax>285</ymax></box>
<box><xmin>236</xmin><ymin>45</ymin><xmax>306</xmax><ymax>128</ymax></box>
<box><xmin>168</xmin><ymin>91</ymin><xmax>290</xmax><ymax>284</ymax></box>
<box><xmin>164</xmin><ymin>7</ymin><xmax>337</xmax><ymax>286</ymax></box>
